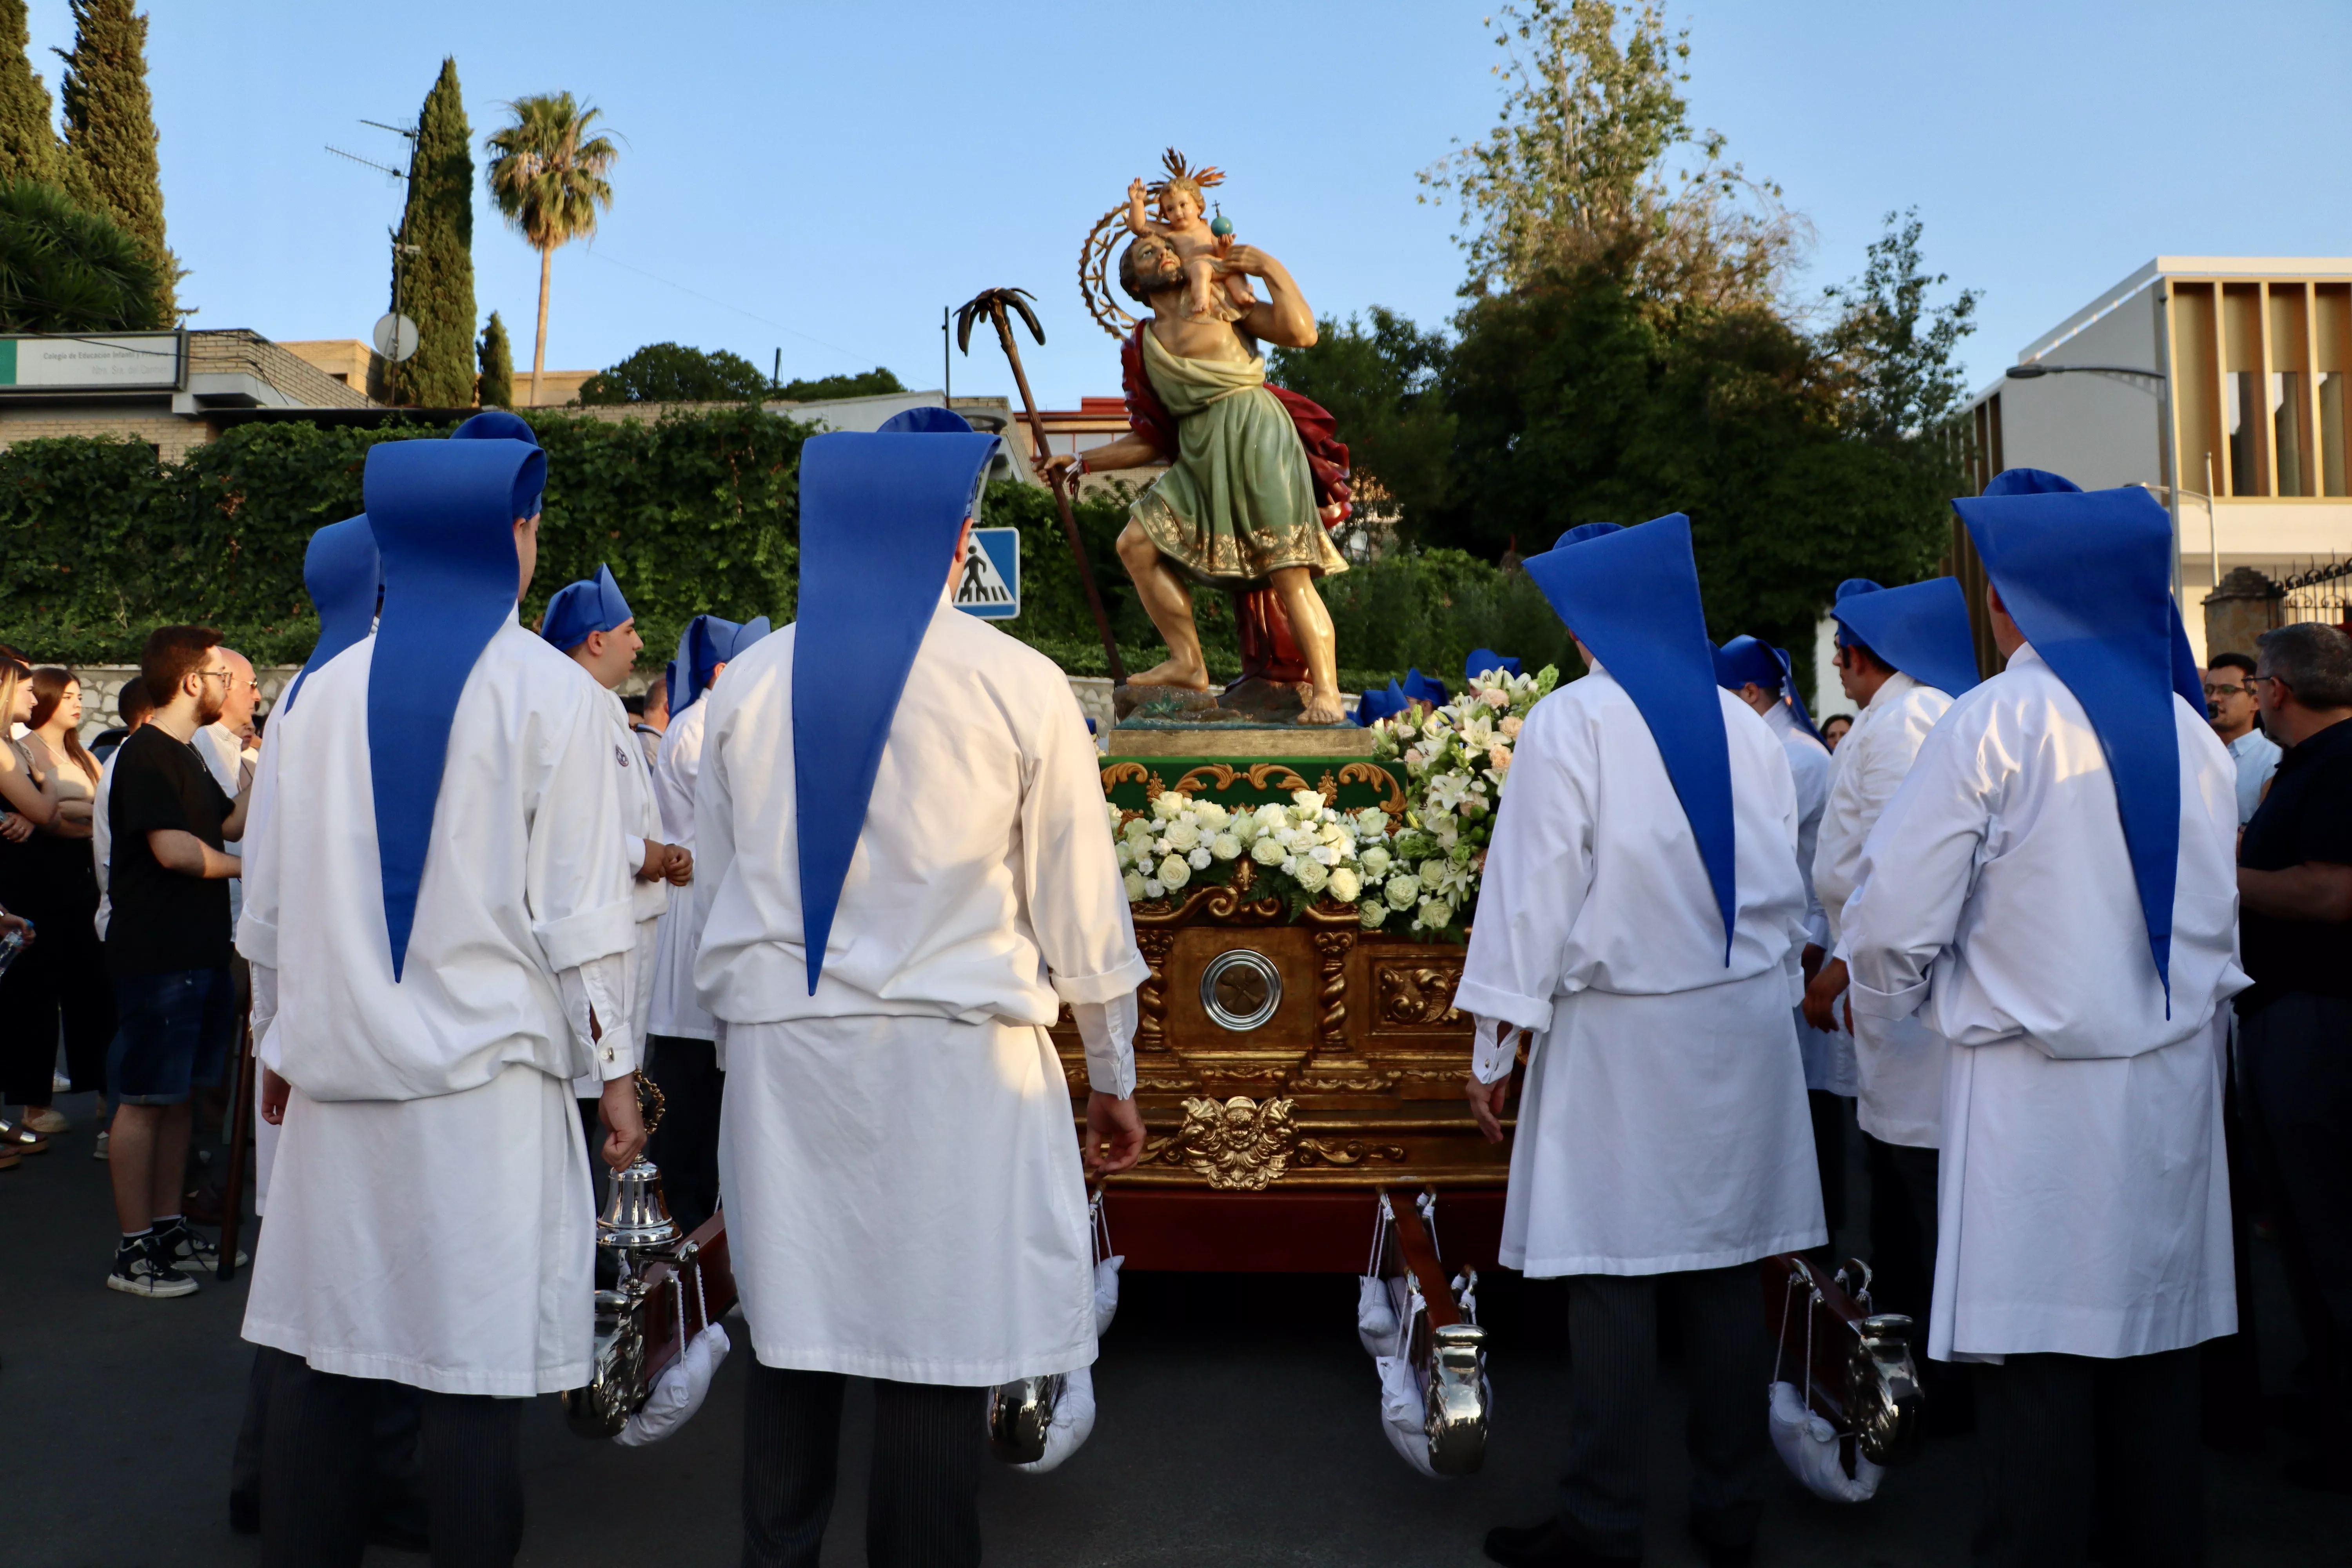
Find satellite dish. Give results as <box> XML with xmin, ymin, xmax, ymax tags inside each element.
<box><xmin>372</xmin><ymin>312</ymin><xmax>419</xmax><ymax>363</ymax></box>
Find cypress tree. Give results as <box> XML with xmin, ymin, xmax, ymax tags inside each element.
<box><xmin>0</xmin><ymin>1</ymin><xmax>62</xmax><ymax>185</ymax></box>
<box><xmin>55</xmin><ymin>0</ymin><xmax>175</xmax><ymax>319</ymax></box>
<box><xmin>396</xmin><ymin>58</ymin><xmax>476</xmax><ymax>407</ymax></box>
<box><xmin>478</xmin><ymin>310</ymin><xmax>514</xmax><ymax>408</ymax></box>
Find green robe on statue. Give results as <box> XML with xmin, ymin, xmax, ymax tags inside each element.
<box><xmin>1130</xmin><ymin>330</ymin><xmax>1348</xmax><ymax>588</ymax></box>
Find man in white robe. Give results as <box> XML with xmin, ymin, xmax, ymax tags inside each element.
<box><xmin>644</xmin><ymin>608</ymin><xmax>766</xmax><ymax>1232</ymax></box>
<box><xmin>1461</xmin><ymin>517</ymin><xmax>1820</xmax><ymax>1568</ymax></box>
<box><xmin>688</xmin><ymin>412</ymin><xmax>1146</xmax><ymax>1567</ymax></box>
<box><xmin>1717</xmin><ymin>633</ymin><xmax>1848</xmax><ymax>1237</ymax></box>
<box><xmin>239</xmin><ymin>427</ymin><xmax>642</xmax><ymax>1566</ymax></box>
<box><xmin>1802</xmin><ymin>575</ymin><xmax>1980</xmax><ymax>1371</ymax></box>
<box><xmin>1843</xmin><ymin>468</ymin><xmax>2244</xmax><ymax>1565</ymax></box>
<box><xmin>541</xmin><ymin>564</ymin><xmax>690</xmax><ymax>1187</ymax></box>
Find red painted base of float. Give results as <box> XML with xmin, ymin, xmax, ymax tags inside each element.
<box><xmin>1102</xmin><ymin>1187</ymin><xmax>1508</xmax><ymax>1274</ymax></box>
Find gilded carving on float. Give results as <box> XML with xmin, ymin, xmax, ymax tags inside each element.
<box><xmin>1144</xmin><ymin>1095</ymin><xmax>1300</xmax><ymax>1190</ymax></box>
<box><xmin>1378</xmin><ymin>965</ymin><xmax>1466</xmax><ymax>1027</ymax></box>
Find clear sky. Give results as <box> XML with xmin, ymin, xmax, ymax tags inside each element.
<box><xmin>25</xmin><ymin>0</ymin><xmax>2351</xmax><ymax>410</ymax></box>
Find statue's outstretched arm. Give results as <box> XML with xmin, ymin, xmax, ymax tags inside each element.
<box><xmin>1223</xmin><ymin>246</ymin><xmax>1316</xmax><ymax>349</ymax></box>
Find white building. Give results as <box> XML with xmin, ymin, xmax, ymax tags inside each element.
<box><xmin>1959</xmin><ymin>257</ymin><xmax>2352</xmax><ymax>664</ymax></box>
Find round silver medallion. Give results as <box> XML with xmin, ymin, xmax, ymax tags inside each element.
<box><xmin>1199</xmin><ymin>948</ymin><xmax>1282</xmax><ymax>1032</ymax></box>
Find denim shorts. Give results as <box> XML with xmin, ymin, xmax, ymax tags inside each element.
<box><xmin>107</xmin><ymin>965</ymin><xmax>236</xmax><ymax>1107</ymax></box>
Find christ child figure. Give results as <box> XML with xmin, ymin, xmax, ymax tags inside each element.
<box><xmin>1124</xmin><ymin>170</ymin><xmax>1252</xmax><ymax>323</ymax></box>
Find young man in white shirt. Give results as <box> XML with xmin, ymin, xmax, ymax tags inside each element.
<box><xmin>1844</xmin><ymin>468</ymin><xmax>2244</xmax><ymax>1564</ymax></box>
<box><xmin>2203</xmin><ymin>650</ymin><xmax>2280</xmax><ymax>826</ymax></box>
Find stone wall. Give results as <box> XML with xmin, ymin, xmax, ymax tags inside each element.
<box><xmin>2204</xmin><ymin>567</ymin><xmax>2285</xmax><ymax>661</ymax></box>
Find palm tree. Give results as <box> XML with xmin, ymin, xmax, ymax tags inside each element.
<box><xmin>484</xmin><ymin>93</ymin><xmax>616</xmax><ymax>407</ymax></box>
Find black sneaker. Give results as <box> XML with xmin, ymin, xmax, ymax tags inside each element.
<box><xmin>107</xmin><ymin>1235</ymin><xmax>198</xmax><ymax>1298</ymax></box>
<box><xmin>152</xmin><ymin>1217</ymin><xmax>247</xmax><ymax>1275</ymax></box>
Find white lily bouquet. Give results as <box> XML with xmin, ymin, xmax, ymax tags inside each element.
<box><xmin>1106</xmin><ymin>661</ymin><xmax>1561</xmax><ymax>940</ymax></box>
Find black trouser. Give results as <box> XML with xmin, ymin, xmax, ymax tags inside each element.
<box><xmin>1807</xmin><ymin>1089</ymin><xmax>1849</xmax><ymax>1240</ymax></box>
<box><xmin>261</xmin><ymin>1355</ymin><xmax>522</xmax><ymax>1568</ymax></box>
<box><xmin>231</xmin><ymin>1345</ymin><xmax>425</xmax><ymax>1539</ymax></box>
<box><xmin>646</xmin><ymin>1033</ymin><xmax>726</xmax><ymax>1235</ymax></box>
<box><xmin>1866</xmin><ymin>1132</ymin><xmax>1974</xmax><ymax>1433</ymax></box>
<box><xmin>2240</xmin><ymin>991</ymin><xmax>2352</xmax><ymax>1446</ymax></box>
<box><xmin>1971</xmin><ymin>1347</ymin><xmax>2203</xmax><ymax>1568</ymax></box>
<box><xmin>1553</xmin><ymin>1263</ymin><xmax>1770</xmax><ymax>1560</ymax></box>
<box><xmin>742</xmin><ymin>1362</ymin><xmax>986</xmax><ymax>1568</ymax></box>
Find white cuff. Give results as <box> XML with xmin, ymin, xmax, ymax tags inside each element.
<box><xmin>1069</xmin><ymin>993</ymin><xmax>1138</xmax><ymax>1099</ymax></box>
<box><xmin>624</xmin><ymin>835</ymin><xmax>648</xmax><ymax>875</ymax></box>
<box><xmin>1452</xmin><ymin>977</ymin><xmax>1555</xmax><ymax>1036</ymax></box>
<box><xmin>1052</xmin><ymin>952</ymin><xmax>1152</xmax><ymax>1008</ymax></box>
<box><xmin>1470</xmin><ymin>1015</ymin><xmax>1523</xmax><ymax>1084</ymax></box>
<box><xmin>236</xmin><ymin>910</ymin><xmax>278</xmax><ymax>970</ymax></box>
<box><xmin>249</xmin><ymin>962</ymin><xmax>278</xmax><ymax>1051</ymax></box>
<box><xmin>1847</xmin><ymin>973</ymin><xmax>1928</xmax><ymax>1024</ymax></box>
<box><xmin>560</xmin><ymin>954</ymin><xmax>638</xmax><ymax>1080</ymax></box>
<box><xmin>535</xmin><ymin>898</ymin><xmax>637</xmax><ymax>974</ymax></box>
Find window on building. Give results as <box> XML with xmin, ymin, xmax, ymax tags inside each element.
<box><xmin>2323</xmin><ymin>370</ymin><xmax>2349</xmax><ymax>497</ymax></box>
<box><xmin>2273</xmin><ymin>371</ymin><xmax>2312</xmax><ymax>496</ymax></box>
<box><xmin>2227</xmin><ymin>372</ymin><xmax>2263</xmax><ymax>495</ymax></box>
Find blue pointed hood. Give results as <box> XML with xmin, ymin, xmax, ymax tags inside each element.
<box><xmin>450</xmin><ymin>409</ymin><xmax>544</xmax><ymax>516</ymax></box>
<box><xmin>1356</xmin><ymin>679</ymin><xmax>1407</xmax><ymax>726</ymax></box>
<box><xmin>281</xmin><ymin>514</ymin><xmax>381</xmax><ymax>712</ymax></box>
<box><xmin>363</xmin><ymin>436</ymin><xmax>547</xmax><ymax>979</ymax></box>
<box><xmin>1830</xmin><ymin>577</ymin><xmax>1982</xmax><ymax>699</ymax></box>
<box><xmin>1714</xmin><ymin>634</ymin><xmax>1823</xmax><ymax>744</ymax></box>
<box><xmin>665</xmin><ymin>612</ymin><xmax>772</xmax><ymax>715</ymax></box>
<box><xmin>1951</xmin><ymin>466</ymin><xmax>2189</xmax><ymax>1000</ymax></box>
<box><xmin>541</xmin><ymin>563</ymin><xmax>634</xmax><ymax>652</ymax></box>
<box><xmin>1401</xmin><ymin>667</ymin><xmax>1450</xmax><ymax>708</ymax></box>
<box><xmin>1524</xmin><ymin>514</ymin><xmax>1739</xmax><ymax>962</ymax></box>
<box><xmin>1465</xmin><ymin>648</ymin><xmax>1521</xmax><ymax>682</ymax></box>
<box><xmin>793</xmin><ymin>426</ymin><xmax>1003</xmax><ymax>993</ymax></box>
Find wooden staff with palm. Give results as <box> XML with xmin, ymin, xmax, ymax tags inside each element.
<box><xmin>486</xmin><ymin>93</ymin><xmax>617</xmax><ymax>408</ymax></box>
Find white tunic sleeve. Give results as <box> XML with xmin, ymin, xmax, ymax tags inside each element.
<box><xmin>235</xmin><ymin>725</ymin><xmax>283</xmax><ymax>970</ymax></box>
<box><xmin>1021</xmin><ymin>686</ymin><xmax>1149</xmax><ymax>1009</ymax></box>
<box><xmin>1454</xmin><ymin>697</ymin><xmax>1594</xmax><ymax>1035</ymax></box>
<box><xmin>1842</xmin><ymin>714</ymin><xmax>1990</xmax><ymax>1027</ymax></box>
<box><xmin>524</xmin><ymin>683</ymin><xmax>638</xmax><ymax>977</ymax></box>
<box><xmin>558</xmin><ymin>955</ymin><xmax>637</xmax><ymax>1079</ymax></box>
<box><xmin>1066</xmin><ymin>994</ymin><xmax>1138</xmax><ymax>1098</ymax></box>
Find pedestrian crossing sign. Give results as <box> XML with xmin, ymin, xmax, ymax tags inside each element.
<box><xmin>953</xmin><ymin>527</ymin><xmax>1020</xmax><ymax>619</ymax></box>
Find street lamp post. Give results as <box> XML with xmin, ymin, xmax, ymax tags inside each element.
<box><xmin>2002</xmin><ymin>360</ymin><xmax>2183</xmax><ymax>606</ymax></box>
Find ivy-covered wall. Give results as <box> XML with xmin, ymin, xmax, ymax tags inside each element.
<box><xmin>0</xmin><ymin>408</ymin><xmax>1570</xmax><ymax>693</ymax></box>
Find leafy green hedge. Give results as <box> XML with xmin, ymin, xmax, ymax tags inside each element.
<box><xmin>0</xmin><ymin>412</ymin><xmax>1568</xmax><ymax>697</ymax></box>
<box><xmin>0</xmin><ymin>406</ymin><xmax>810</xmax><ymax>665</ymax></box>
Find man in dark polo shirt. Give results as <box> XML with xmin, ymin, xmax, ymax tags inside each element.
<box><xmin>104</xmin><ymin>624</ymin><xmax>249</xmax><ymax>1298</ymax></box>
<box><xmin>2237</xmin><ymin>619</ymin><xmax>2352</xmax><ymax>1490</ymax></box>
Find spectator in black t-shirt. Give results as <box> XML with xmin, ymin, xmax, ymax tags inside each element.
<box><xmin>102</xmin><ymin>625</ymin><xmax>250</xmax><ymax>1299</ymax></box>
<box><xmin>2236</xmin><ymin>620</ymin><xmax>2352</xmax><ymax>1490</ymax></box>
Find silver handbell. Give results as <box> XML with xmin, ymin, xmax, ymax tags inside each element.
<box><xmin>1424</xmin><ymin>1322</ymin><xmax>1490</xmax><ymax>1475</ymax></box>
<box><xmin>599</xmin><ymin>1156</ymin><xmax>681</xmax><ymax>1254</ymax></box>
<box><xmin>986</xmin><ymin>1374</ymin><xmax>1065</xmax><ymax>1464</ymax></box>
<box><xmin>1848</xmin><ymin>1312</ymin><xmax>1924</xmax><ymax>1466</ymax></box>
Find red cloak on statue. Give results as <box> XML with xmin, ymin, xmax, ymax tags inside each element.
<box><xmin>1119</xmin><ymin>326</ymin><xmax>1352</xmax><ymax>687</ymax></box>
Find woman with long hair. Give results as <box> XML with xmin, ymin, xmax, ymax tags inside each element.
<box><xmin>0</xmin><ymin>666</ymin><xmax>106</xmax><ymax>1138</ymax></box>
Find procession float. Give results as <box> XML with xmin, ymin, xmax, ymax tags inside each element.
<box><xmin>556</xmin><ymin>149</ymin><xmax>1921</xmax><ymax>1487</ymax></box>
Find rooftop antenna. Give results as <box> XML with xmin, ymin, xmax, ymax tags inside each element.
<box><xmin>326</xmin><ymin>119</ymin><xmax>425</xmax><ymax>402</ymax></box>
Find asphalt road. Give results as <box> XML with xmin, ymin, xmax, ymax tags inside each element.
<box><xmin>5</xmin><ymin>1089</ymin><xmax>2342</xmax><ymax>1567</ymax></box>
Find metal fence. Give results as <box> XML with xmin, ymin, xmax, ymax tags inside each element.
<box><xmin>2279</xmin><ymin>556</ymin><xmax>2352</xmax><ymax>631</ymax></box>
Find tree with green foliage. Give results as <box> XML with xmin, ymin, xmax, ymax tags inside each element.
<box><xmin>578</xmin><ymin>341</ymin><xmax>769</xmax><ymax>405</ymax></box>
<box><xmin>477</xmin><ymin>311</ymin><xmax>514</xmax><ymax>408</ymax></box>
<box><xmin>775</xmin><ymin>367</ymin><xmax>907</xmax><ymax>401</ymax></box>
<box><xmin>0</xmin><ymin>176</ymin><xmax>160</xmax><ymax>330</ymax></box>
<box><xmin>396</xmin><ymin>59</ymin><xmax>477</xmax><ymax>408</ymax></box>
<box><xmin>1823</xmin><ymin>207</ymin><xmax>1981</xmax><ymax>445</ymax></box>
<box><xmin>0</xmin><ymin>0</ymin><xmax>62</xmax><ymax>184</ymax></box>
<box><xmin>485</xmin><ymin>92</ymin><xmax>616</xmax><ymax>407</ymax></box>
<box><xmin>54</xmin><ymin>0</ymin><xmax>175</xmax><ymax>319</ymax></box>
<box><xmin>1267</xmin><ymin>308</ymin><xmax>1455</xmax><ymax>545</ymax></box>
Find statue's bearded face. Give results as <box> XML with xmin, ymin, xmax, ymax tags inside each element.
<box><xmin>1119</xmin><ymin>236</ymin><xmax>1187</xmax><ymax>304</ymax></box>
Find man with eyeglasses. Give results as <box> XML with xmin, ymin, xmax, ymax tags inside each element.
<box><xmin>2203</xmin><ymin>651</ymin><xmax>2280</xmax><ymax>826</ymax></box>
<box><xmin>102</xmin><ymin>624</ymin><xmax>250</xmax><ymax>1297</ymax></box>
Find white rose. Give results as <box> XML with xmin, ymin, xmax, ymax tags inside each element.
<box><xmin>1193</xmin><ymin>799</ymin><xmax>1230</xmax><ymax>829</ymax></box>
<box><xmin>1151</xmin><ymin>792</ymin><xmax>1185</xmax><ymax>822</ymax></box>
<box><xmin>1329</xmin><ymin>867</ymin><xmax>1362</xmax><ymax>903</ymax></box>
<box><xmin>1385</xmin><ymin>874</ymin><xmax>1420</xmax><ymax>908</ymax></box>
<box><xmin>1294</xmin><ymin>859</ymin><xmax>1330</xmax><ymax>893</ymax></box>
<box><xmin>1360</xmin><ymin>845</ymin><xmax>1393</xmax><ymax>877</ymax></box>
<box><xmin>1143</xmin><ymin>878</ymin><xmax>1165</xmax><ymax>899</ymax></box>
<box><xmin>1105</xmin><ymin>802</ymin><xmax>1125</xmax><ymax>830</ymax></box>
<box><xmin>1417</xmin><ymin>897</ymin><xmax>1455</xmax><ymax>929</ymax></box>
<box><xmin>1209</xmin><ymin>832</ymin><xmax>1243</xmax><ymax>860</ymax></box>
<box><xmin>1359</xmin><ymin>899</ymin><xmax>1389</xmax><ymax>929</ymax></box>
<box><xmin>1122</xmin><ymin>870</ymin><xmax>1148</xmax><ymax>902</ymax></box>
<box><xmin>1354</xmin><ymin>808</ymin><xmax>1389</xmax><ymax>837</ymax></box>
<box><xmin>1165</xmin><ymin>821</ymin><xmax>1201</xmax><ymax>851</ymax></box>
<box><xmin>1159</xmin><ymin>854</ymin><xmax>1191</xmax><ymax>889</ymax></box>
<box><xmin>1187</xmin><ymin>847</ymin><xmax>1211</xmax><ymax>869</ymax></box>
<box><xmin>1421</xmin><ymin>858</ymin><xmax>1447</xmax><ymax>887</ymax></box>
<box><xmin>1115</xmin><ymin>842</ymin><xmax>1134</xmax><ymax>868</ymax></box>
<box><xmin>1291</xmin><ymin>788</ymin><xmax>1323</xmax><ymax>810</ymax></box>
<box><xmin>1310</xmin><ymin>845</ymin><xmax>1336</xmax><ymax>866</ymax></box>
<box><xmin>1280</xmin><ymin>856</ymin><xmax>1299</xmax><ymax>877</ymax></box>
<box><xmin>1254</xmin><ymin>802</ymin><xmax>1287</xmax><ymax>830</ymax></box>
<box><xmin>1250</xmin><ymin>836</ymin><xmax>1285</xmax><ymax>865</ymax></box>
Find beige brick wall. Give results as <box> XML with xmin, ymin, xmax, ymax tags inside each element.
<box><xmin>0</xmin><ymin>406</ymin><xmax>220</xmax><ymax>460</ymax></box>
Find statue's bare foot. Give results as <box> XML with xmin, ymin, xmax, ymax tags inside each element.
<box><xmin>1297</xmin><ymin>685</ymin><xmax>1348</xmax><ymax>726</ymax></box>
<box><xmin>1127</xmin><ymin>654</ymin><xmax>1211</xmax><ymax>691</ymax></box>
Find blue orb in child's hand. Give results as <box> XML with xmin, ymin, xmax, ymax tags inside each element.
<box><xmin>1210</xmin><ymin>212</ymin><xmax>1234</xmax><ymax>238</ymax></box>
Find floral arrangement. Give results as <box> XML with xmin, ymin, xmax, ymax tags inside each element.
<box><xmin>1107</xmin><ymin>661</ymin><xmax>1561</xmax><ymax>939</ymax></box>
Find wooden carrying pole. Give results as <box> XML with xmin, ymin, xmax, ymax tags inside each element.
<box><xmin>215</xmin><ymin>1007</ymin><xmax>255</xmax><ymax>1283</ymax></box>
<box><xmin>957</xmin><ymin>288</ymin><xmax>1126</xmax><ymax>686</ymax></box>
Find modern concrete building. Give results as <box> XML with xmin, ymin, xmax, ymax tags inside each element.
<box><xmin>1959</xmin><ymin>257</ymin><xmax>2352</xmax><ymax>664</ymax></box>
<box><xmin>0</xmin><ymin>328</ymin><xmax>376</xmax><ymax>458</ymax></box>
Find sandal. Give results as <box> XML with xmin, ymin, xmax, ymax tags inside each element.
<box><xmin>21</xmin><ymin>1106</ymin><xmax>67</xmax><ymax>1135</ymax></box>
<box><xmin>0</xmin><ymin>1118</ymin><xmax>46</xmax><ymax>1153</ymax></box>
